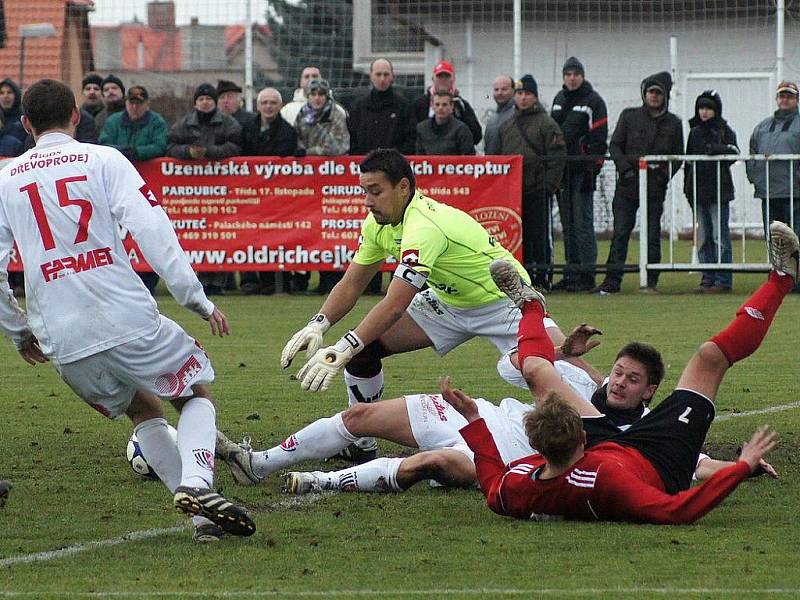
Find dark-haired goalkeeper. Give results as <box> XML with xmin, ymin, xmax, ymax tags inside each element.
<box><xmin>280</xmin><ymin>148</ymin><xmax>528</xmax><ymax>459</ymax></box>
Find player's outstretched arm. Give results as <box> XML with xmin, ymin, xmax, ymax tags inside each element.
<box><xmin>739</xmin><ymin>426</ymin><xmax>779</xmax><ymax>474</ymax></box>
<box><xmin>281</xmin><ymin>262</ymin><xmax>380</xmax><ymax>369</ymax></box>
<box><xmin>695</xmin><ymin>455</ymin><xmax>778</xmax><ymax>481</ymax></box>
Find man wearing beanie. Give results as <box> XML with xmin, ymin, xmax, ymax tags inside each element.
<box><xmin>167</xmin><ymin>83</ymin><xmax>243</xmax><ymax>295</ymax></box>
<box><xmin>550</xmin><ymin>57</ymin><xmax>608</xmax><ymax>292</ymax></box>
<box><xmin>594</xmin><ymin>71</ymin><xmax>683</xmax><ymax>295</ymax></box>
<box><xmin>747</xmin><ymin>80</ymin><xmax>800</xmax><ymax>291</ymax></box>
<box><xmin>498</xmin><ymin>74</ymin><xmax>566</xmax><ymax>289</ymax></box>
<box><xmin>95</xmin><ymin>74</ymin><xmax>126</xmax><ymax>132</ymax></box>
<box><xmin>81</xmin><ymin>73</ymin><xmax>105</xmax><ymax>119</ymax></box>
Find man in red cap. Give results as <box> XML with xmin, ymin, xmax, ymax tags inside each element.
<box><xmin>412</xmin><ymin>60</ymin><xmax>482</xmax><ymax>146</ymax></box>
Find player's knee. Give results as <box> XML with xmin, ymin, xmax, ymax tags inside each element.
<box><xmin>415</xmin><ymin>452</ymin><xmax>474</xmax><ymax>487</ymax></box>
<box><xmin>345</xmin><ymin>340</ymin><xmax>389</xmax><ymax>378</ymax></box>
<box><xmin>126</xmin><ymin>393</ymin><xmax>165</xmax><ymax>425</ymax></box>
<box><xmin>696</xmin><ymin>341</ymin><xmax>729</xmax><ymax>371</ymax></box>
<box><xmin>341</xmin><ymin>402</ymin><xmax>375</xmax><ymax>435</ymax></box>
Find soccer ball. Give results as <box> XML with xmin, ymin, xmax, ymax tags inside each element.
<box><xmin>126</xmin><ymin>425</ymin><xmax>178</xmax><ymax>480</ymax></box>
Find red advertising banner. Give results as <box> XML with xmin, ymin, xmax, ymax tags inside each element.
<box><xmin>9</xmin><ymin>155</ymin><xmax>522</xmax><ymax>272</ymax></box>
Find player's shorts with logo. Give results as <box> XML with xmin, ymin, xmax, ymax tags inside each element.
<box><xmin>53</xmin><ymin>315</ymin><xmax>214</xmax><ymax>419</ymax></box>
<box><xmin>405</xmin><ymin>394</ymin><xmax>535</xmax><ymax>464</ymax></box>
<box><xmin>406</xmin><ymin>288</ymin><xmax>520</xmax><ymax>355</ymax></box>
<box><xmin>582</xmin><ymin>388</ymin><xmax>715</xmax><ymax>494</ymax></box>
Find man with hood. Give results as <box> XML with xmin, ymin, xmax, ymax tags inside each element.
<box><xmin>684</xmin><ymin>90</ymin><xmax>739</xmax><ymax>294</ymax></box>
<box><xmin>0</xmin><ymin>78</ymin><xmax>26</xmax><ymax>142</ymax></box>
<box><xmin>498</xmin><ymin>74</ymin><xmax>566</xmax><ymax>289</ymax></box>
<box><xmin>281</xmin><ymin>66</ymin><xmax>348</xmax><ymax>129</ymax></box>
<box><xmin>550</xmin><ymin>57</ymin><xmax>608</xmax><ymax>292</ymax></box>
<box><xmin>746</xmin><ymin>80</ymin><xmax>800</xmax><ymax>282</ymax></box>
<box><xmin>412</xmin><ymin>61</ymin><xmax>482</xmax><ymax>146</ymax></box>
<box><xmin>594</xmin><ymin>71</ymin><xmax>683</xmax><ymax>294</ymax></box>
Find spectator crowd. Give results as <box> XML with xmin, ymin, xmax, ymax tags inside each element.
<box><xmin>2</xmin><ymin>59</ymin><xmax>798</xmax><ymax>296</ymax></box>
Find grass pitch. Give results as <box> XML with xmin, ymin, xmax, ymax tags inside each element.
<box><xmin>1</xmin><ymin>267</ymin><xmax>800</xmax><ymax>598</ymax></box>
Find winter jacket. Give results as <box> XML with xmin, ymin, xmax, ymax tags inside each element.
<box><xmin>94</xmin><ymin>99</ymin><xmax>126</xmax><ymax>135</ymax></box>
<box><xmin>166</xmin><ymin>109</ymin><xmax>242</xmax><ymax>159</ymax></box>
<box><xmin>684</xmin><ymin>91</ymin><xmax>739</xmax><ymax>204</ymax></box>
<box><xmin>0</xmin><ymin>79</ymin><xmax>25</xmax><ymax>142</ymax></box>
<box><xmin>295</xmin><ymin>101</ymin><xmax>350</xmax><ymax>156</ymax></box>
<box><xmin>0</xmin><ymin>130</ymin><xmax>22</xmax><ymax>157</ymax></box>
<box><xmin>609</xmin><ymin>71</ymin><xmax>684</xmax><ymax>201</ymax></box>
<box><xmin>348</xmin><ymin>87</ymin><xmax>416</xmax><ymax>155</ymax></box>
<box><xmin>281</xmin><ymin>88</ymin><xmax>348</xmax><ymax>130</ymax></box>
<box><xmin>415</xmin><ymin>117</ymin><xmax>475</xmax><ymax>155</ymax></box>
<box><xmin>242</xmin><ymin>113</ymin><xmax>298</xmax><ymax>157</ymax></box>
<box><xmin>551</xmin><ymin>80</ymin><xmax>608</xmax><ymax>190</ymax></box>
<box><xmin>413</xmin><ymin>91</ymin><xmax>483</xmax><ymax>145</ymax></box>
<box><xmin>230</xmin><ymin>107</ymin><xmax>256</xmax><ymax>130</ymax></box>
<box><xmin>100</xmin><ymin>109</ymin><xmax>168</xmax><ymax>160</ymax></box>
<box><xmin>746</xmin><ymin>108</ymin><xmax>800</xmax><ymax>199</ymax></box>
<box><xmin>498</xmin><ymin>102</ymin><xmax>566</xmax><ymax>195</ymax></box>
<box><xmin>484</xmin><ymin>99</ymin><xmax>515</xmax><ymax>155</ymax></box>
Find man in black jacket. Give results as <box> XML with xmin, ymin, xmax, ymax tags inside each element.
<box><xmin>348</xmin><ymin>58</ymin><xmax>415</xmax><ymax>155</ymax></box>
<box><xmin>684</xmin><ymin>90</ymin><xmax>739</xmax><ymax>293</ymax></box>
<box><xmin>240</xmin><ymin>87</ymin><xmax>299</xmax><ymax>295</ymax></box>
<box><xmin>412</xmin><ymin>60</ymin><xmax>482</xmax><ymax>146</ymax></box>
<box><xmin>551</xmin><ymin>57</ymin><xmax>608</xmax><ymax>292</ymax></box>
<box><xmin>594</xmin><ymin>71</ymin><xmax>684</xmax><ymax>295</ymax></box>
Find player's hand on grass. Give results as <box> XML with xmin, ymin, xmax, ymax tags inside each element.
<box><xmin>205</xmin><ymin>307</ymin><xmax>230</xmax><ymax>337</ymax></box>
<box><xmin>280</xmin><ymin>314</ymin><xmax>331</xmax><ymax>369</ymax></box>
<box><xmin>297</xmin><ymin>331</ymin><xmax>363</xmax><ymax>392</ymax></box>
<box><xmin>558</xmin><ymin>323</ymin><xmax>603</xmax><ymax>358</ymax></box>
<box><xmin>751</xmin><ymin>458</ymin><xmax>779</xmax><ymax>479</ymax></box>
<box><xmin>439</xmin><ymin>376</ymin><xmax>480</xmax><ymax>422</ymax></box>
<box><xmin>17</xmin><ymin>333</ymin><xmax>48</xmax><ymax>365</ymax></box>
<box><xmin>739</xmin><ymin>426</ymin><xmax>779</xmax><ymax>475</ymax></box>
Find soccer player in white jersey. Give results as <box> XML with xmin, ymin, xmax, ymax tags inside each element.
<box><xmin>0</xmin><ymin>79</ymin><xmax>254</xmax><ymax>542</ymax></box>
<box><xmin>280</xmin><ymin>148</ymin><xmax>530</xmax><ymax>460</ymax></box>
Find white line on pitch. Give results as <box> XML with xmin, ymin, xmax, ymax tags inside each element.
<box><xmin>0</xmin><ymin>494</ymin><xmax>326</xmax><ymax>569</ymax></box>
<box><xmin>716</xmin><ymin>401</ymin><xmax>800</xmax><ymax>422</ymax></box>
<box><xmin>1</xmin><ymin>588</ymin><xmax>800</xmax><ymax>597</ymax></box>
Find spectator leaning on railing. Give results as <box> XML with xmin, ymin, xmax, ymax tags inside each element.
<box><xmin>684</xmin><ymin>90</ymin><xmax>739</xmax><ymax>295</ymax></box>
<box><xmin>167</xmin><ymin>83</ymin><xmax>242</xmax><ymax>296</ymax></box>
<box><xmin>498</xmin><ymin>74</ymin><xmax>566</xmax><ymax>289</ymax></box>
<box><xmin>746</xmin><ymin>80</ymin><xmax>800</xmax><ymax>275</ymax></box>
<box><xmin>594</xmin><ymin>71</ymin><xmax>683</xmax><ymax>295</ymax></box>
<box><xmin>550</xmin><ymin>57</ymin><xmax>608</xmax><ymax>293</ymax></box>
<box><xmin>415</xmin><ymin>90</ymin><xmax>475</xmax><ymax>156</ymax></box>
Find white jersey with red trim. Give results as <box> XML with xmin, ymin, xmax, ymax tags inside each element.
<box><xmin>0</xmin><ymin>132</ymin><xmax>213</xmax><ymax>363</ymax></box>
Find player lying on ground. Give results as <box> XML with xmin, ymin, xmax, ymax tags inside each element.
<box><xmin>441</xmin><ymin>225</ymin><xmax>796</xmax><ymax>524</ymax></box>
<box><xmin>279</xmin><ymin>148</ymin><xmax>529</xmax><ymax>460</ymax></box>
<box><xmin>217</xmin><ymin>322</ymin><xmax>774</xmax><ymax>493</ymax></box>
<box><xmin>0</xmin><ymin>79</ymin><xmax>254</xmax><ymax>543</ymax></box>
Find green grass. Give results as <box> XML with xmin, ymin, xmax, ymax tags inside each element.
<box><xmin>2</xmin><ymin>260</ymin><xmax>799</xmax><ymax>598</ymax></box>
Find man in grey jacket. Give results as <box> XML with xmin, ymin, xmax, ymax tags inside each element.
<box><xmin>746</xmin><ymin>80</ymin><xmax>800</xmax><ymax>248</ymax></box>
<box><xmin>484</xmin><ymin>75</ymin><xmax>516</xmax><ymax>155</ymax></box>
<box><xmin>416</xmin><ymin>91</ymin><xmax>475</xmax><ymax>155</ymax></box>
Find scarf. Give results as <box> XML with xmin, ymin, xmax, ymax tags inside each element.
<box><xmin>301</xmin><ymin>97</ymin><xmax>333</xmax><ymax>126</ymax></box>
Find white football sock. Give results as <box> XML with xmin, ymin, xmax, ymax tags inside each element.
<box><xmin>177</xmin><ymin>397</ymin><xmax>216</xmax><ymax>488</ymax></box>
<box><xmin>344</xmin><ymin>369</ymin><xmax>383</xmax><ymax>451</ymax></box>
<box><xmin>316</xmin><ymin>457</ymin><xmax>404</xmax><ymax>492</ymax></box>
<box><xmin>133</xmin><ymin>418</ymin><xmax>181</xmax><ymax>493</ymax></box>
<box><xmin>251</xmin><ymin>412</ymin><xmax>357</xmax><ymax>478</ymax></box>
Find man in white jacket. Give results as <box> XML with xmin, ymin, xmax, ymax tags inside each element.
<box><xmin>0</xmin><ymin>79</ymin><xmax>255</xmax><ymax>542</ymax></box>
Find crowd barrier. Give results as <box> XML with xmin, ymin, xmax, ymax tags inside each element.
<box><xmin>638</xmin><ymin>153</ymin><xmax>800</xmax><ymax>287</ymax></box>
<box><xmin>5</xmin><ymin>155</ymin><xmax>522</xmax><ymax>272</ymax></box>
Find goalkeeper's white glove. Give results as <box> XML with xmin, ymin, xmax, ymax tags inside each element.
<box><xmin>280</xmin><ymin>313</ymin><xmax>331</xmax><ymax>369</ymax></box>
<box><xmin>297</xmin><ymin>331</ymin><xmax>365</xmax><ymax>392</ymax></box>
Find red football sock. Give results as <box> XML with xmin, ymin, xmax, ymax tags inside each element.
<box><xmin>710</xmin><ymin>271</ymin><xmax>793</xmax><ymax>365</ymax></box>
<box><xmin>517</xmin><ymin>301</ymin><xmax>555</xmax><ymax>364</ymax></box>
